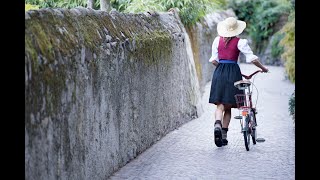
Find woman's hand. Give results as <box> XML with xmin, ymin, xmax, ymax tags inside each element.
<box><xmin>261</xmin><ymin>67</ymin><xmax>269</xmax><ymax>73</ymax></box>
<box><xmin>212</xmin><ymin>60</ymin><xmax>219</xmax><ymax>66</ymax></box>
<box><xmin>252</xmin><ymin>59</ymin><xmax>269</xmax><ymax>73</ymax></box>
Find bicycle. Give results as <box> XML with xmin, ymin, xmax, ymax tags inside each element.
<box><xmin>234</xmin><ymin>70</ymin><xmax>265</xmax><ymax>151</ymax></box>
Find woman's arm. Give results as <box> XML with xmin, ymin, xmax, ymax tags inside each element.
<box><xmin>238</xmin><ymin>39</ymin><xmax>268</xmax><ymax>72</ymax></box>
<box><xmin>252</xmin><ymin>59</ymin><xmax>269</xmax><ymax>72</ymax></box>
<box><xmin>209</xmin><ymin>37</ymin><xmax>220</xmax><ymax>65</ymax></box>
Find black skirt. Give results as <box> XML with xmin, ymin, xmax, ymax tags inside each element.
<box><xmin>209</xmin><ymin>62</ymin><xmax>244</xmax><ymax>108</ymax></box>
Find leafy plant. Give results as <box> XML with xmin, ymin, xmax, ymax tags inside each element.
<box><xmin>57</xmin><ymin>0</ymin><xmax>87</xmax><ymax>9</ymax></box>
<box><xmin>25</xmin><ymin>3</ymin><xmax>39</xmax><ymax>11</ymax></box>
<box><xmin>228</xmin><ymin>0</ymin><xmax>292</xmax><ymax>53</ymax></box>
<box><xmin>121</xmin><ymin>0</ymin><xmax>226</xmax><ymax>27</ymax></box>
<box><xmin>111</xmin><ymin>0</ymin><xmax>132</xmax><ymax>11</ymax></box>
<box><xmin>161</xmin><ymin>0</ymin><xmax>226</xmax><ymax>27</ymax></box>
<box><xmin>124</xmin><ymin>0</ymin><xmax>165</xmax><ymax>13</ymax></box>
<box><xmin>179</xmin><ymin>3</ymin><xmax>206</xmax><ymax>27</ymax></box>
<box><xmin>271</xmin><ymin>32</ymin><xmax>284</xmax><ymax>59</ymax></box>
<box><xmin>289</xmin><ymin>90</ymin><xmax>295</xmax><ymax>122</ymax></box>
<box><xmin>279</xmin><ymin>10</ymin><xmax>295</xmax><ymax>83</ymax></box>
<box><xmin>38</xmin><ymin>0</ymin><xmax>58</xmax><ymax>8</ymax></box>
<box><xmin>25</xmin><ymin>0</ymin><xmax>227</xmax><ymax>27</ymax></box>
<box><xmin>25</xmin><ymin>0</ymin><xmax>42</xmax><ymax>5</ymax></box>
<box><xmin>25</xmin><ymin>0</ymin><xmax>83</xmax><ymax>8</ymax></box>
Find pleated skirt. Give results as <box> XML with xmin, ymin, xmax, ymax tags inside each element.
<box><xmin>209</xmin><ymin>62</ymin><xmax>244</xmax><ymax>108</ymax></box>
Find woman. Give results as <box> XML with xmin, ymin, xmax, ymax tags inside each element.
<box><xmin>209</xmin><ymin>17</ymin><xmax>268</xmax><ymax>147</ymax></box>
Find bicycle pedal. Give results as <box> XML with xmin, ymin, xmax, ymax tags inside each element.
<box><xmin>234</xmin><ymin>116</ymin><xmax>242</xmax><ymax>119</ymax></box>
<box><xmin>256</xmin><ymin>138</ymin><xmax>265</xmax><ymax>142</ymax></box>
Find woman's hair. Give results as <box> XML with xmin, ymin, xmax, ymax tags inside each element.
<box><xmin>223</xmin><ymin>36</ymin><xmax>235</xmax><ymax>48</ymax></box>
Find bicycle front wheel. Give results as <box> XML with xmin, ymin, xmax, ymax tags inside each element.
<box><xmin>252</xmin><ymin>128</ymin><xmax>256</xmax><ymax>144</ymax></box>
<box><xmin>251</xmin><ymin>109</ymin><xmax>257</xmax><ymax>144</ymax></box>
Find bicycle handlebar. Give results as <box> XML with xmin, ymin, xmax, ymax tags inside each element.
<box><xmin>241</xmin><ymin>70</ymin><xmax>262</xmax><ymax>79</ymax></box>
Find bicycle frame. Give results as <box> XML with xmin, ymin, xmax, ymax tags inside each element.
<box><xmin>240</xmin><ymin>85</ymin><xmax>253</xmax><ymax>131</ymax></box>
<box><xmin>234</xmin><ymin>70</ymin><xmax>261</xmax><ymax>151</ymax></box>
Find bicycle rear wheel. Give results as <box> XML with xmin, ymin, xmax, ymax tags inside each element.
<box><xmin>243</xmin><ymin>116</ymin><xmax>250</xmax><ymax>151</ymax></box>
<box><xmin>243</xmin><ymin>130</ymin><xmax>250</xmax><ymax>151</ymax></box>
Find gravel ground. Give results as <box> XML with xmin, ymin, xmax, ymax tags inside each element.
<box><xmin>109</xmin><ymin>63</ymin><xmax>295</xmax><ymax>180</ymax></box>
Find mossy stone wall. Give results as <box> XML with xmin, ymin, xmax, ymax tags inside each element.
<box><xmin>25</xmin><ymin>7</ymin><xmax>201</xmax><ymax>179</ymax></box>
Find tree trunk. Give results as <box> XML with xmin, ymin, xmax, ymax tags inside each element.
<box><xmin>87</xmin><ymin>0</ymin><xmax>94</xmax><ymax>9</ymax></box>
<box><xmin>100</xmin><ymin>0</ymin><xmax>111</xmax><ymax>12</ymax></box>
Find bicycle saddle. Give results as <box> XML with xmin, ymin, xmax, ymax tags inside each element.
<box><xmin>234</xmin><ymin>80</ymin><xmax>251</xmax><ymax>90</ymax></box>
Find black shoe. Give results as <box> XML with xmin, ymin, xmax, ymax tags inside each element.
<box><xmin>222</xmin><ymin>128</ymin><xmax>228</xmax><ymax>146</ymax></box>
<box><xmin>222</xmin><ymin>139</ymin><xmax>228</xmax><ymax>146</ymax></box>
<box><xmin>214</xmin><ymin>121</ymin><xmax>222</xmax><ymax>147</ymax></box>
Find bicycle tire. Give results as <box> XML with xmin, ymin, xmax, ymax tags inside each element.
<box><xmin>243</xmin><ymin>130</ymin><xmax>250</xmax><ymax>151</ymax></box>
<box><xmin>252</xmin><ymin>128</ymin><xmax>256</xmax><ymax>144</ymax></box>
<box><xmin>243</xmin><ymin>116</ymin><xmax>250</xmax><ymax>151</ymax></box>
<box><xmin>251</xmin><ymin>110</ymin><xmax>257</xmax><ymax>144</ymax></box>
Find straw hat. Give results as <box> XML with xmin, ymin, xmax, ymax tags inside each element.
<box><xmin>217</xmin><ymin>17</ymin><xmax>246</xmax><ymax>37</ymax></box>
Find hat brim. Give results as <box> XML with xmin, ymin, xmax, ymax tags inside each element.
<box><xmin>217</xmin><ymin>20</ymin><xmax>246</xmax><ymax>37</ymax></box>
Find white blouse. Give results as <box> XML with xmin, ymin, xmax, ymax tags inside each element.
<box><xmin>208</xmin><ymin>36</ymin><xmax>258</xmax><ymax>63</ymax></box>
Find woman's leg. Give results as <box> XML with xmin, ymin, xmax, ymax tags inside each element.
<box><xmin>222</xmin><ymin>106</ymin><xmax>232</xmax><ymax>128</ymax></box>
<box><xmin>214</xmin><ymin>104</ymin><xmax>224</xmax><ymax>147</ymax></box>
<box><xmin>222</xmin><ymin>106</ymin><xmax>232</xmax><ymax>145</ymax></box>
<box><xmin>215</xmin><ymin>104</ymin><xmax>224</xmax><ymax>121</ymax></box>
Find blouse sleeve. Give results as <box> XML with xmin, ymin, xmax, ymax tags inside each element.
<box><xmin>238</xmin><ymin>39</ymin><xmax>258</xmax><ymax>63</ymax></box>
<box><xmin>209</xmin><ymin>36</ymin><xmax>220</xmax><ymax>62</ymax></box>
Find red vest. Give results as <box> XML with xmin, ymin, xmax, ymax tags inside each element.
<box><xmin>218</xmin><ymin>37</ymin><xmax>240</xmax><ymax>61</ymax></box>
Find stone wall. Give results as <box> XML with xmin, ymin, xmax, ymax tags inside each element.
<box><xmin>25</xmin><ymin>7</ymin><xmax>237</xmax><ymax>179</ymax></box>
<box><xmin>25</xmin><ymin>7</ymin><xmax>202</xmax><ymax>180</ymax></box>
